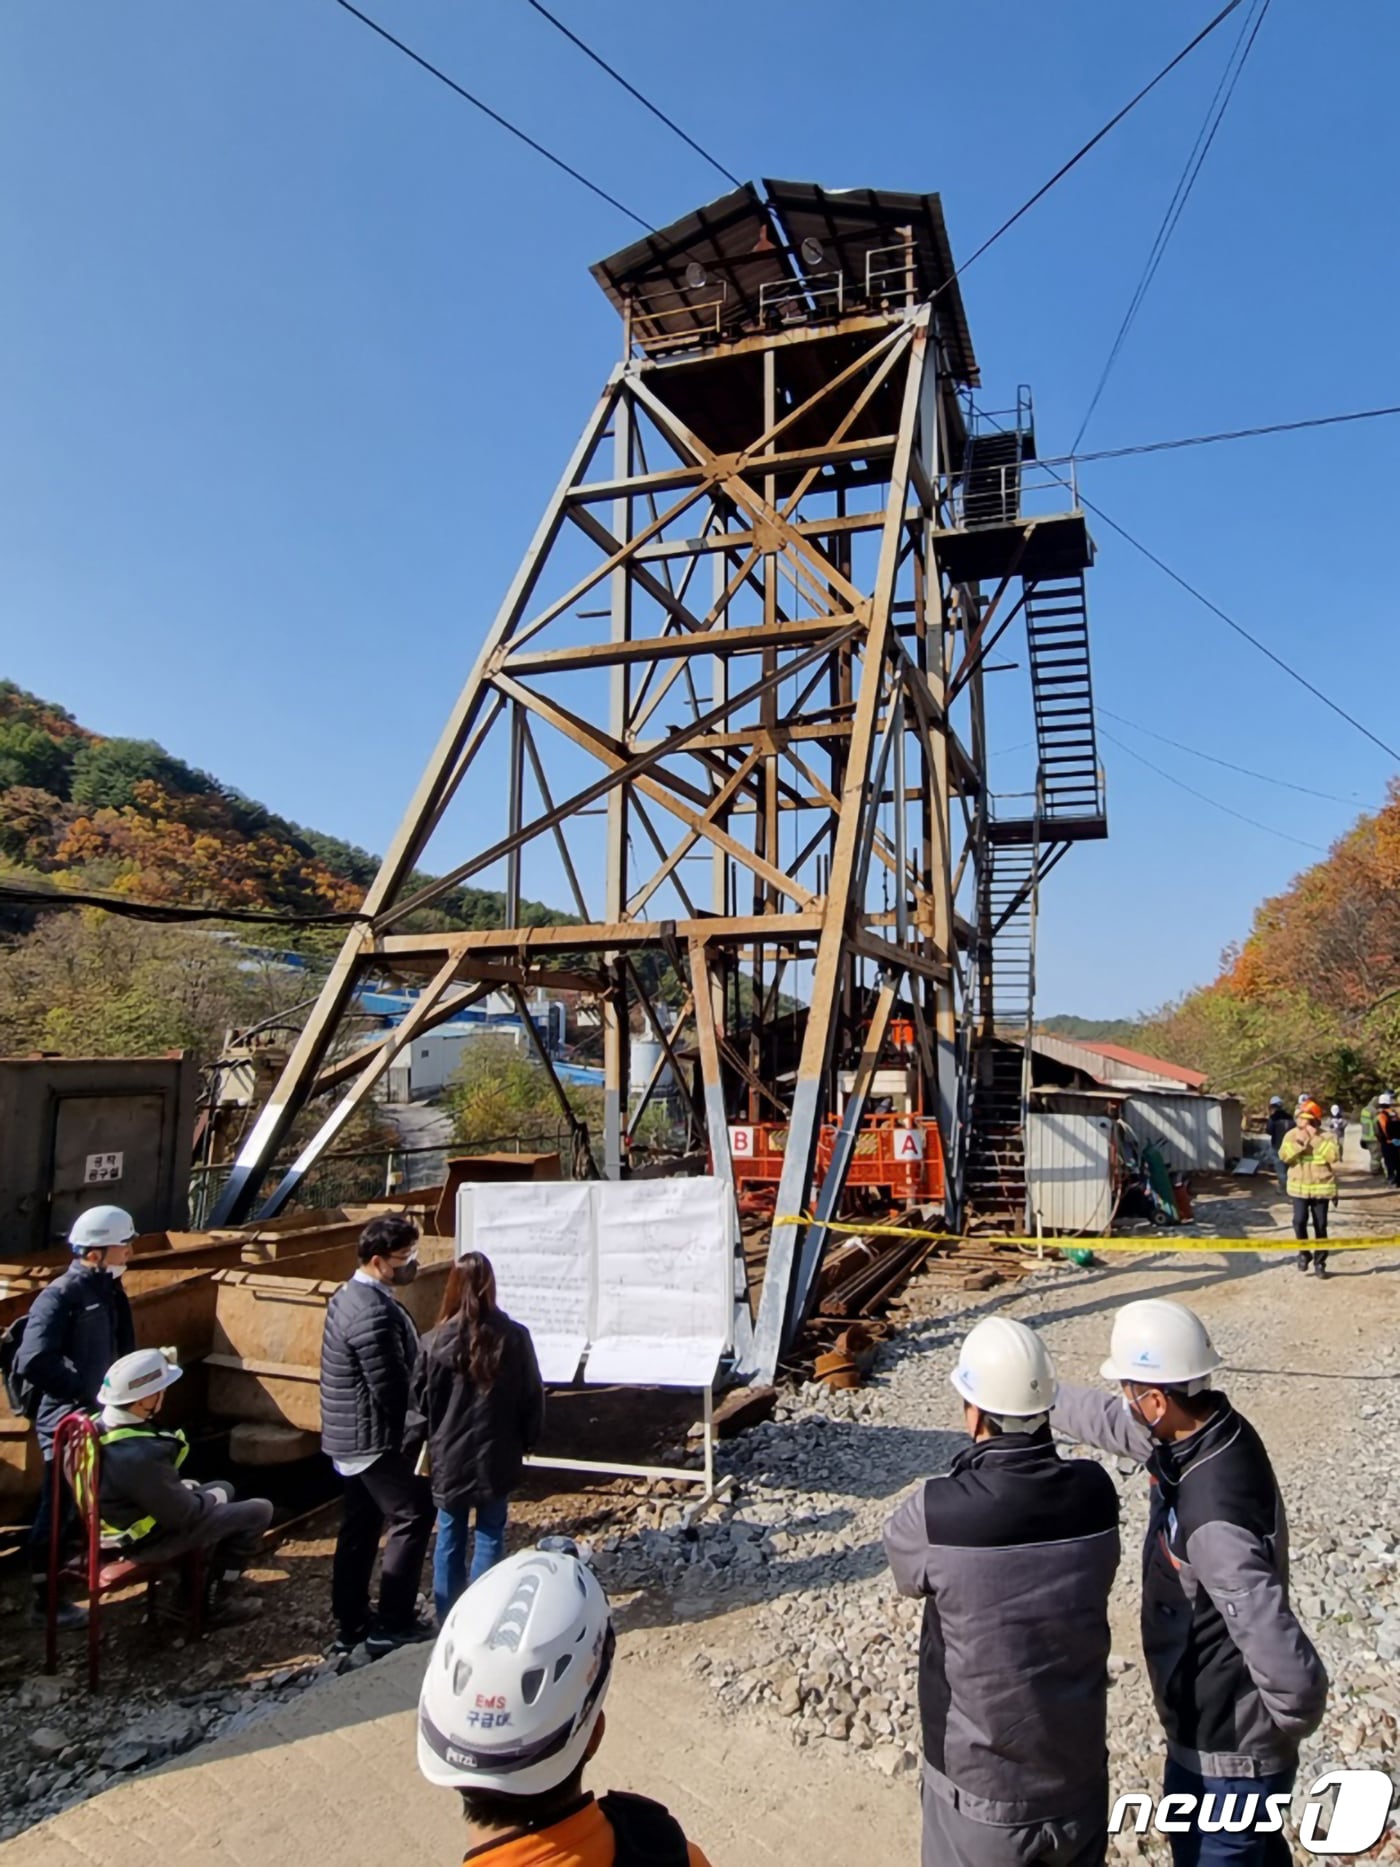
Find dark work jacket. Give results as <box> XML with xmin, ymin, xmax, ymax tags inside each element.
<box><xmin>883</xmin><ymin>1429</ymin><xmax>1120</xmax><ymax>1825</ymax></box>
<box><xmin>15</xmin><ymin>1264</ymin><xmax>135</xmax><ymax>1454</ymax></box>
<box><xmin>1053</xmin><ymin>1387</ymin><xmax>1328</xmax><ymax>1777</ymax></box>
<box><xmin>407</xmin><ymin>1311</ymin><xmax>545</xmax><ymax>1511</ymax></box>
<box><xmin>1265</xmin><ymin>1109</ymin><xmax>1292</xmax><ymax>1151</ymax></box>
<box><xmin>318</xmin><ymin>1275</ymin><xmax>420</xmax><ymax>1464</ymax></box>
<box><xmin>97</xmin><ymin>1420</ymin><xmax>209</xmax><ymax>1545</ymax></box>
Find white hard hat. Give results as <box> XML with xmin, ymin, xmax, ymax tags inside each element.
<box><xmin>950</xmin><ymin>1316</ymin><xmax>1056</xmax><ymax>1423</ymax></box>
<box><xmin>1331</xmin><ymin>1104</ymin><xmax>1341</xmax><ymax>1117</ymax></box>
<box><xmin>418</xmin><ymin>1545</ymin><xmax>613</xmax><ymax>1796</ymax></box>
<box><xmin>1380</xmin><ymin>1093</ymin><xmax>1394</xmax><ymax>1107</ymax></box>
<box><xmin>1100</xmin><ymin>1298</ymin><xmax>1221</xmax><ymax>1389</ymax></box>
<box><xmin>69</xmin><ymin>1205</ymin><xmax>136</xmax><ymax>1252</ymax></box>
<box><xmin>99</xmin><ymin>1348</ymin><xmax>182</xmax><ymax>1409</ymax></box>
<box><xmin>1268</xmin><ymin>1096</ymin><xmax>1284</xmax><ymax>1107</ymax></box>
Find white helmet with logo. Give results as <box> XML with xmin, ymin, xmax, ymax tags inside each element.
<box><xmin>99</xmin><ymin>1348</ymin><xmax>182</xmax><ymax>1409</ymax></box>
<box><xmin>418</xmin><ymin>1543</ymin><xmax>614</xmax><ymax>1796</ymax></box>
<box><xmin>69</xmin><ymin>1206</ymin><xmax>136</xmax><ymax>1252</ymax></box>
<box><xmin>1101</xmin><ymin>1298</ymin><xmax>1221</xmax><ymax>1392</ymax></box>
<box><xmin>950</xmin><ymin>1316</ymin><xmax>1056</xmax><ymax>1428</ymax></box>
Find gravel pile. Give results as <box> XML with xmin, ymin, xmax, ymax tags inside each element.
<box><xmin>594</xmin><ymin>1269</ymin><xmax>1400</xmax><ymax>1863</ymax></box>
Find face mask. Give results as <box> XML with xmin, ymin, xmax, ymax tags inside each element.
<box><xmin>390</xmin><ymin>1258</ymin><xmax>419</xmax><ymax>1287</ymax></box>
<box><xmin>106</xmin><ymin>1263</ymin><xmax>128</xmax><ymax>1281</ymax></box>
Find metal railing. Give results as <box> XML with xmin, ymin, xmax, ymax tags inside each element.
<box><xmin>948</xmin><ymin>456</ymin><xmax>1081</xmax><ymax>532</ymax></box>
<box><xmin>758</xmin><ymin>270</ymin><xmax>845</xmax><ymax>325</ymax></box>
<box><xmin>865</xmin><ymin>238</ymin><xmax>918</xmax><ymax>308</ymax></box>
<box><xmin>623</xmin><ymin>280</ymin><xmax>730</xmax><ymax>354</ymax></box>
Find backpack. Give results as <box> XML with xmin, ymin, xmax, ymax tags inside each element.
<box><xmin>0</xmin><ymin>1314</ymin><xmax>39</xmax><ymax>1420</ymax></box>
<box><xmin>599</xmin><ymin>1791</ymin><xmax>692</xmax><ymax>1866</ymax></box>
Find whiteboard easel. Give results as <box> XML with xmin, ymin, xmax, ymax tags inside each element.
<box><xmin>458</xmin><ymin>1177</ymin><xmax>736</xmax><ymax>1515</ymax></box>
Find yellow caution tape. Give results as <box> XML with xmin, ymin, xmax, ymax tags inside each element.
<box><xmin>774</xmin><ymin>1216</ymin><xmax>1396</xmax><ymax>1254</ymax></box>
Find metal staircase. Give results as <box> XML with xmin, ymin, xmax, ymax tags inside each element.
<box><xmin>963</xmin><ymin>828</ymin><xmax>1040</xmax><ymax>1233</ymax></box>
<box><xmin>944</xmin><ymin>385</ymin><xmax>1108</xmax><ymax>1234</ymax></box>
<box><xmin>1026</xmin><ymin>575</ymin><xmax>1105</xmax><ymax>835</ymax></box>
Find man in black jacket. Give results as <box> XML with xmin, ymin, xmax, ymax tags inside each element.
<box><xmin>15</xmin><ymin>1203</ymin><xmax>137</xmax><ymax>1628</ymax></box>
<box><xmin>884</xmin><ymin>1316</ymin><xmax>1120</xmax><ymax>1866</ymax></box>
<box><xmin>1053</xmin><ymin>1299</ymin><xmax>1326</xmax><ymax>1867</ymax></box>
<box><xmin>95</xmin><ymin>1347</ymin><xmax>273</xmax><ymax>1624</ymax></box>
<box><xmin>319</xmin><ymin>1213</ymin><xmax>434</xmax><ymax>1656</ymax></box>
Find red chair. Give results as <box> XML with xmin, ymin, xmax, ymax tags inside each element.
<box><xmin>46</xmin><ymin>1411</ymin><xmax>205</xmax><ymax>1690</ymax></box>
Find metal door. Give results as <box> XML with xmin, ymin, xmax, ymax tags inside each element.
<box><xmin>50</xmin><ymin>1095</ymin><xmax>167</xmax><ymax>1242</ymax></box>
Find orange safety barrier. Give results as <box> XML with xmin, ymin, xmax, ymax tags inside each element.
<box><xmin>725</xmin><ymin>1122</ymin><xmax>790</xmax><ymax>1190</ymax></box>
<box><xmin>723</xmin><ymin>1114</ymin><xmax>946</xmax><ymax>1207</ymax></box>
<box><xmin>818</xmin><ymin>1114</ymin><xmax>946</xmax><ymax>1206</ymax></box>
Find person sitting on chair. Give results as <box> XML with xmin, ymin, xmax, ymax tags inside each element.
<box><xmin>92</xmin><ymin>1348</ymin><xmax>273</xmax><ymax>1625</ymax></box>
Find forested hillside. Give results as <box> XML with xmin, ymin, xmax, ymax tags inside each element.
<box><xmin>0</xmin><ymin>681</ymin><xmax>574</xmax><ymax>1062</ymax></box>
<box><xmin>1141</xmin><ymin>780</ymin><xmax>1400</xmax><ymax>1107</ymax></box>
<box><xmin>0</xmin><ymin>680</ymin><xmax>571</xmax><ymax>930</ymax></box>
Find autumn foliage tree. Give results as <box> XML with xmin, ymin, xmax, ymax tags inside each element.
<box><xmin>1142</xmin><ymin>779</ymin><xmax>1400</xmax><ymax>1110</ymax></box>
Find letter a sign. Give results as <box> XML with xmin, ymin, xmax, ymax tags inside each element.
<box><xmin>893</xmin><ymin>1127</ymin><xmax>925</xmax><ymax>1161</ymax></box>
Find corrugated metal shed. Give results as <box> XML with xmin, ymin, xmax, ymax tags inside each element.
<box><xmin>1026</xmin><ymin>1108</ymin><xmax>1114</xmax><ymax>1235</ymax></box>
<box><xmin>1031</xmin><ymin>1034</ymin><xmax>1190</xmax><ymax>1091</ymax></box>
<box><xmin>1124</xmin><ymin>1092</ymin><xmax>1226</xmax><ymax>1173</ymax></box>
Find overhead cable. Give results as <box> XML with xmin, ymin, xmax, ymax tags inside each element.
<box><xmin>1097</xmin><ymin>708</ymin><xmax>1367</xmax><ymax>806</ymax></box>
<box><xmin>948</xmin><ymin>0</ymin><xmax>1248</xmax><ymax>290</ymax></box>
<box><xmin>327</xmin><ymin>0</ymin><xmax>655</xmax><ymax>232</ymax></box>
<box><xmin>1098</xmin><ymin>728</ymin><xmax>1329</xmax><ymax>854</ymax></box>
<box><xmin>1072</xmin><ymin>0</ymin><xmax>1273</xmax><ymax>449</ymax></box>
<box><xmin>521</xmin><ymin>0</ymin><xmax>742</xmax><ymax>189</ymax></box>
<box><xmin>0</xmin><ymin>879</ymin><xmax>369</xmax><ymax>926</ymax></box>
<box><xmin>1082</xmin><ymin>493</ymin><xmax>1400</xmax><ymax>764</ymax></box>
<box><xmin>1046</xmin><ymin>404</ymin><xmax>1400</xmax><ymax>467</ymax></box>
<box><xmin>996</xmin><ymin>429</ymin><xmax>1400</xmax><ymax>767</ymax></box>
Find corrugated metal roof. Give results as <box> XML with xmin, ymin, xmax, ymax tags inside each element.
<box><xmin>591</xmin><ymin>184</ymin><xmax>796</xmax><ymax>352</ymax></box>
<box><xmin>762</xmin><ymin>181</ymin><xmax>979</xmax><ymax>384</ymax></box>
<box><xmin>1029</xmin><ymin>1033</ymin><xmax>1204</xmax><ymax>1092</ymax></box>
<box><xmin>1075</xmin><ymin>1041</ymin><xmax>1207</xmax><ymax>1090</ymax></box>
<box><xmin>591</xmin><ymin>181</ymin><xmax>979</xmax><ymax>383</ymax></box>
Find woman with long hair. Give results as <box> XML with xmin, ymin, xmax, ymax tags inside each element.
<box><xmin>407</xmin><ymin>1252</ymin><xmax>545</xmax><ymax>1624</ymax></box>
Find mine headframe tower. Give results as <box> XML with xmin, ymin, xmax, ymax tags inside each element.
<box><xmin>210</xmin><ymin>181</ymin><xmax>1105</xmax><ymax>1382</ymax></box>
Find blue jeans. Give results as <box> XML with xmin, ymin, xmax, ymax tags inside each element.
<box><xmin>1162</xmin><ymin>1759</ymin><xmax>1296</xmax><ymax>1867</ymax></box>
<box><xmin>432</xmin><ymin>1497</ymin><xmax>508</xmax><ymax>1623</ymax></box>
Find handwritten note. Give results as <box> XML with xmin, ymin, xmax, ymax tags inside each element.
<box><xmin>457</xmin><ymin>1182</ymin><xmax>592</xmax><ymax>1382</ymax></box>
<box><xmin>456</xmin><ymin>1177</ymin><xmax>734</xmax><ymax>1389</ymax></box>
<box><xmin>586</xmin><ymin>1179</ymin><xmax>732</xmax><ymax>1388</ymax></box>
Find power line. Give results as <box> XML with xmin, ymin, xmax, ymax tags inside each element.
<box><xmin>1000</xmin><ymin>432</ymin><xmax>1400</xmax><ymax>766</ymax></box>
<box><xmin>1098</xmin><ymin>727</ymin><xmax>1329</xmax><ymax>854</ymax></box>
<box><xmin>1098</xmin><ymin>708</ymin><xmax>1367</xmax><ymax>806</ymax></box>
<box><xmin>1073</xmin><ymin>0</ymin><xmax>1273</xmax><ymax>449</ymax></box>
<box><xmin>327</xmin><ymin>0</ymin><xmax>655</xmax><ymax>232</ymax></box>
<box><xmin>521</xmin><ymin>0</ymin><xmax>741</xmax><ymax>190</ymax></box>
<box><xmin>949</xmin><ymin>0</ymin><xmax>1248</xmax><ymax>289</ymax></box>
<box><xmin>1048</xmin><ymin>404</ymin><xmax>1400</xmax><ymax>467</ymax></box>
<box><xmin>1081</xmin><ymin>491</ymin><xmax>1400</xmax><ymax>764</ymax></box>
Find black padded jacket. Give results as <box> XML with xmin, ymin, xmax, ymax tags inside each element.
<box><xmin>318</xmin><ymin>1275</ymin><xmax>420</xmax><ymax>1464</ymax></box>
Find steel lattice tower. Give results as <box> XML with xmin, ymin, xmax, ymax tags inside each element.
<box><xmin>212</xmin><ymin>183</ymin><xmax>1105</xmax><ymax>1381</ymax></box>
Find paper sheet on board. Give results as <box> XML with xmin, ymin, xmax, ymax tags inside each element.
<box><xmin>586</xmin><ymin>1177</ymin><xmax>732</xmax><ymax>1387</ymax></box>
<box><xmin>457</xmin><ymin>1181</ymin><xmax>592</xmax><ymax>1383</ymax></box>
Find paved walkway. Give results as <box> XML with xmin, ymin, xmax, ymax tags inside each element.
<box><xmin>13</xmin><ymin>1627</ymin><xmax>918</xmax><ymax>1865</ymax></box>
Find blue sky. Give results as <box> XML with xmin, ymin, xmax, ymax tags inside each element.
<box><xmin>2</xmin><ymin>1</ymin><xmax>1396</xmax><ymax>1019</ymax></box>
